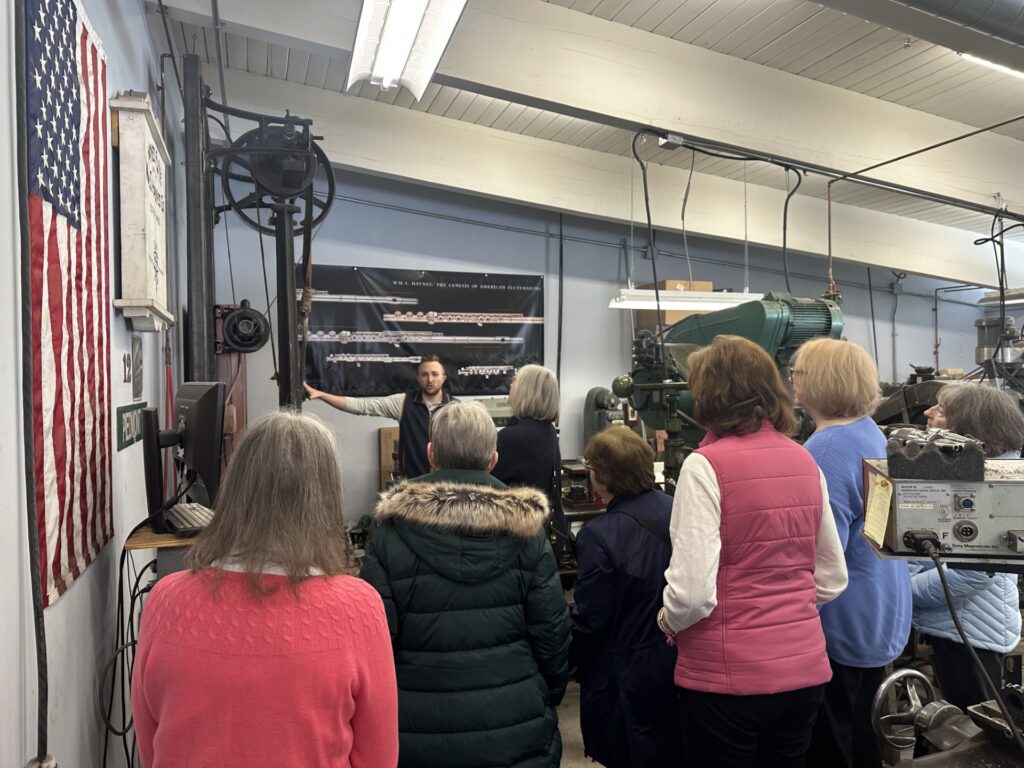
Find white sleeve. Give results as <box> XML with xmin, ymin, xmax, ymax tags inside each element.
<box><xmin>661</xmin><ymin>453</ymin><xmax>722</xmax><ymax>634</ymax></box>
<box><xmin>814</xmin><ymin>469</ymin><xmax>849</xmax><ymax>604</ymax></box>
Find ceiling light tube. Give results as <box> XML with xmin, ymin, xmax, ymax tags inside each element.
<box><xmin>978</xmin><ymin>288</ymin><xmax>1024</xmax><ymax>306</ymax></box>
<box><xmin>958</xmin><ymin>52</ymin><xmax>1024</xmax><ymax>82</ymax></box>
<box><xmin>609</xmin><ymin>288</ymin><xmax>764</xmax><ymax>312</ymax></box>
<box><xmin>347</xmin><ymin>0</ymin><xmax>468</xmax><ymax>101</ymax></box>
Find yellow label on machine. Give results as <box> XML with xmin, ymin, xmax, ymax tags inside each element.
<box><xmin>864</xmin><ymin>476</ymin><xmax>893</xmax><ymax>548</ymax></box>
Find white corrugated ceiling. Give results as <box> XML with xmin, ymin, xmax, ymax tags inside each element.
<box><xmin>162</xmin><ymin>0</ymin><xmax>1024</xmax><ymax>241</ymax></box>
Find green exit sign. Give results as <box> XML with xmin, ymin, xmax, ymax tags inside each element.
<box><xmin>116</xmin><ymin>402</ymin><xmax>148</xmax><ymax>451</ymax></box>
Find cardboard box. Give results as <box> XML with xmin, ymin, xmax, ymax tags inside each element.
<box><xmin>634</xmin><ymin>280</ymin><xmax>714</xmax><ymax>329</ymax></box>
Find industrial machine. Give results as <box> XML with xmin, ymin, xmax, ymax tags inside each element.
<box><xmin>863</xmin><ymin>434</ymin><xmax>1024</xmax><ymax>764</ymax></box>
<box><xmin>871</xmin><ymin>668</ymin><xmax>1024</xmax><ymax>766</ymax></box>
<box><xmin>612</xmin><ymin>291</ymin><xmax>843</xmax><ymax>487</ymax></box>
<box><xmin>582</xmin><ymin>387</ymin><xmax>624</xmax><ymax>448</ymax></box>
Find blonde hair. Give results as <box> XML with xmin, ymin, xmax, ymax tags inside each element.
<box><xmin>189</xmin><ymin>410</ymin><xmax>352</xmax><ymax>594</ymax></box>
<box><xmin>509</xmin><ymin>364</ymin><xmax>559</xmax><ymax>422</ymax></box>
<box><xmin>792</xmin><ymin>338</ymin><xmax>881</xmax><ymax>419</ymax></box>
<box><xmin>429</xmin><ymin>401</ymin><xmax>497</xmax><ymax>470</ymax></box>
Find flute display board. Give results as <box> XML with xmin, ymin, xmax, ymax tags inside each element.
<box><xmin>303</xmin><ymin>266</ymin><xmax>544</xmax><ymax>396</ymax></box>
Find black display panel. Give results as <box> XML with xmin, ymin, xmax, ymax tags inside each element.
<box><xmin>303</xmin><ymin>266</ymin><xmax>544</xmax><ymax>396</ymax></box>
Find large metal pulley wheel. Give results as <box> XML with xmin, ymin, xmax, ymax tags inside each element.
<box><xmin>871</xmin><ymin>668</ymin><xmax>939</xmax><ymax>750</ymax></box>
<box><xmin>220</xmin><ymin>126</ymin><xmax>335</xmax><ymax>236</ymax></box>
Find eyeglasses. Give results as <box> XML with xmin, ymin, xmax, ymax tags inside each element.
<box><xmin>788</xmin><ymin>368</ymin><xmax>806</xmax><ymax>381</ymax></box>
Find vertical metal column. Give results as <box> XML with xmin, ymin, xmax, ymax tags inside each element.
<box><xmin>183</xmin><ymin>53</ymin><xmax>216</xmax><ymax>381</ymax></box>
<box><xmin>273</xmin><ymin>203</ymin><xmax>301</xmax><ymax>408</ymax></box>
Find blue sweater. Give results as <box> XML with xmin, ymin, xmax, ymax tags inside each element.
<box><xmin>805</xmin><ymin>416</ymin><xmax>912</xmax><ymax>667</ymax></box>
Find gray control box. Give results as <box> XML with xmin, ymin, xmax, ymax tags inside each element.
<box><xmin>864</xmin><ymin>459</ymin><xmax>1024</xmax><ymax>565</ymax></box>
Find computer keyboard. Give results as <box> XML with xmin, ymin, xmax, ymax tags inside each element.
<box><xmin>165</xmin><ymin>502</ymin><xmax>215</xmax><ymax>536</ymax></box>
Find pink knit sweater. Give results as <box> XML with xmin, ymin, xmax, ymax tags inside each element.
<box><xmin>132</xmin><ymin>570</ymin><xmax>398</xmax><ymax>768</ymax></box>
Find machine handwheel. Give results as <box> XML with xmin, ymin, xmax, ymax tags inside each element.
<box><xmin>871</xmin><ymin>668</ymin><xmax>938</xmax><ymax>750</ymax></box>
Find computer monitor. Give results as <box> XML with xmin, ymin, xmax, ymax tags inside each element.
<box><xmin>174</xmin><ymin>381</ymin><xmax>226</xmax><ymax>506</ymax></box>
<box><xmin>141</xmin><ymin>381</ymin><xmax>226</xmax><ymax>532</ymax></box>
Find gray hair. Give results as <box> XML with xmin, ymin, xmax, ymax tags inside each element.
<box><xmin>509</xmin><ymin>364</ymin><xmax>559</xmax><ymax>422</ymax></box>
<box><xmin>939</xmin><ymin>384</ymin><xmax>1024</xmax><ymax>458</ymax></box>
<box><xmin>429</xmin><ymin>401</ymin><xmax>497</xmax><ymax>470</ymax></box>
<box><xmin>189</xmin><ymin>410</ymin><xmax>352</xmax><ymax>592</ymax></box>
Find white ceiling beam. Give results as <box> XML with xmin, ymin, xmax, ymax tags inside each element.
<box><xmin>146</xmin><ymin>0</ymin><xmax>359</xmax><ymax>61</ymax></box>
<box><xmin>212</xmin><ymin>65</ymin><xmax>1023</xmax><ymax>289</ymax></box>
<box><xmin>164</xmin><ymin>0</ymin><xmax>1024</xmax><ymax>220</ymax></box>
<box><xmin>818</xmin><ymin>0</ymin><xmax>1024</xmax><ymax>72</ymax></box>
<box><xmin>435</xmin><ymin>0</ymin><xmax>1024</xmax><ymax>215</ymax></box>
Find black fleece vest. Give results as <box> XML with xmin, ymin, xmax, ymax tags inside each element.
<box><xmin>397</xmin><ymin>388</ymin><xmax>454</xmax><ymax>479</ymax></box>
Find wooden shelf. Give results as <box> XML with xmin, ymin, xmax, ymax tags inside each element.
<box><xmin>124</xmin><ymin>525</ymin><xmax>196</xmax><ymax>551</ymax></box>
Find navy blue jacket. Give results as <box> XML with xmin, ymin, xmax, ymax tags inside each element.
<box><xmin>570</xmin><ymin>490</ymin><xmax>682</xmax><ymax>768</ymax></box>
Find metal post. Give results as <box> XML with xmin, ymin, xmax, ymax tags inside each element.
<box><xmin>273</xmin><ymin>203</ymin><xmax>301</xmax><ymax>408</ymax></box>
<box><xmin>183</xmin><ymin>54</ymin><xmax>216</xmax><ymax>381</ymax></box>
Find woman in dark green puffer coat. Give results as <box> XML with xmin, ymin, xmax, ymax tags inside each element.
<box><xmin>360</xmin><ymin>401</ymin><xmax>571</xmax><ymax>768</ymax></box>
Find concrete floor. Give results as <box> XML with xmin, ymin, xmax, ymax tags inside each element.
<box><xmin>558</xmin><ymin>681</ymin><xmax>593</xmax><ymax>767</ymax></box>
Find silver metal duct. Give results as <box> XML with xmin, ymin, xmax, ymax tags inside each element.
<box><xmin>893</xmin><ymin>1</ymin><xmax>1024</xmax><ymax>47</ymax></box>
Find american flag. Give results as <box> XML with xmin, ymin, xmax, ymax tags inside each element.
<box><xmin>25</xmin><ymin>0</ymin><xmax>112</xmax><ymax>605</ymax></box>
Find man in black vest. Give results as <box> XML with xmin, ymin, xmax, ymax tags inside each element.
<box><xmin>303</xmin><ymin>355</ymin><xmax>455</xmax><ymax>479</ymax></box>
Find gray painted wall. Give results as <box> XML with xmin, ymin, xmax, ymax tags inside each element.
<box><xmin>216</xmin><ymin>171</ymin><xmax>987</xmax><ymax>520</ymax></box>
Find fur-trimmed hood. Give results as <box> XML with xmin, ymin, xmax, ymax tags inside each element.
<box><xmin>373</xmin><ymin>480</ymin><xmax>550</xmax><ymax>584</ymax></box>
<box><xmin>376</xmin><ymin>480</ymin><xmax>549</xmax><ymax>538</ymax></box>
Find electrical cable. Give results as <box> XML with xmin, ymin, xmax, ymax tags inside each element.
<box><xmin>742</xmin><ymin>161</ymin><xmax>750</xmax><ymax>293</ymax></box>
<box><xmin>296</xmin><ymin>186</ymin><xmax>316</xmax><ymax>405</ymax></box>
<box><xmin>628</xmin><ymin>154</ymin><xmax>636</xmax><ymax>287</ymax></box>
<box><xmin>891</xmin><ymin>271</ymin><xmax>907</xmax><ymax>382</ymax></box>
<box><xmin>782</xmin><ymin>168</ymin><xmax>802</xmax><ymax>294</ymax></box>
<box><xmin>254</xmin><ymin>199</ymin><xmax>279</xmax><ymax>377</ymax></box>
<box><xmin>631</xmin><ymin>130</ymin><xmax>669</xmax><ymax>383</ymax></box>
<box><xmin>220</xmin><ymin>180</ymin><xmax>237</xmax><ymax>306</ymax></box>
<box><xmin>154</xmin><ymin>0</ymin><xmax>183</xmax><ymax>98</ymax></box>
<box><xmin>556</xmin><ymin>213</ymin><xmax>564</xmax><ymax>384</ymax></box>
<box><xmin>921</xmin><ymin>541</ymin><xmax>1024</xmax><ymax>756</ymax></box>
<box><xmin>680</xmin><ymin>149</ymin><xmax>696</xmax><ymax>286</ymax></box>
<box><xmin>972</xmin><ymin>217</ymin><xmax>1024</xmax><ymax>392</ymax></box>
<box><xmin>307</xmin><ymin>186</ymin><xmax>982</xmax><ymax>307</ymax></box>
<box><xmin>866</xmin><ymin>268</ymin><xmax>879</xmax><ymax>367</ymax></box>
<box><xmin>652</xmin><ymin>133</ymin><xmax>809</xmax><ymax>292</ymax></box>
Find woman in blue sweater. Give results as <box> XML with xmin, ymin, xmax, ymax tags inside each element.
<box><xmin>793</xmin><ymin>338</ymin><xmax>912</xmax><ymax>768</ymax></box>
<box><xmin>915</xmin><ymin>383</ymin><xmax>1024</xmax><ymax>710</ymax></box>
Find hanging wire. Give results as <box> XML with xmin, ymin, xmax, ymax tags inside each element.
<box><xmin>782</xmin><ymin>167</ymin><xmax>801</xmax><ymax>294</ymax></box>
<box><xmin>628</xmin><ymin>151</ymin><xmax>636</xmax><ymax>288</ymax></box>
<box><xmin>220</xmin><ymin>183</ymin><xmax>237</xmax><ymax>306</ymax></box>
<box><xmin>742</xmin><ymin>160</ymin><xmax>750</xmax><ymax>294</ymax></box>
<box><xmin>254</xmin><ymin>197</ymin><xmax>279</xmax><ymax>377</ymax></box>
<box><xmin>680</xmin><ymin>149</ymin><xmax>696</xmax><ymax>286</ymax></box>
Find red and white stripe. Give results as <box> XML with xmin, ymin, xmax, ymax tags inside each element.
<box><xmin>29</xmin><ymin>9</ymin><xmax>110</xmax><ymax>606</ymax></box>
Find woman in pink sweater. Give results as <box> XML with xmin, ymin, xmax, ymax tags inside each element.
<box><xmin>132</xmin><ymin>411</ymin><xmax>398</xmax><ymax>768</ymax></box>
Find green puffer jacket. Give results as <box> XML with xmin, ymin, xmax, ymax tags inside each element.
<box><xmin>360</xmin><ymin>469</ymin><xmax>571</xmax><ymax>768</ymax></box>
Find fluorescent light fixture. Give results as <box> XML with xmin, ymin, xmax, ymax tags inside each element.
<box><xmin>346</xmin><ymin>0</ymin><xmax>468</xmax><ymax>101</ymax></box>
<box><xmin>978</xmin><ymin>288</ymin><xmax>1024</xmax><ymax>306</ymax></box>
<box><xmin>958</xmin><ymin>52</ymin><xmax>1024</xmax><ymax>82</ymax></box>
<box><xmin>609</xmin><ymin>288</ymin><xmax>764</xmax><ymax>312</ymax></box>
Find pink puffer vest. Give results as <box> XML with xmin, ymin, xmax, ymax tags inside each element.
<box><xmin>674</xmin><ymin>424</ymin><xmax>832</xmax><ymax>695</ymax></box>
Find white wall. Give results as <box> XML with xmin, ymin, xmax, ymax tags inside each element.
<box><xmin>4</xmin><ymin>0</ymin><xmax>182</xmax><ymax>764</ymax></box>
<box><xmin>216</xmin><ymin>170</ymin><xmax>985</xmax><ymax>520</ymax></box>
<box><xmin>1</xmin><ymin>0</ymin><xmax>32</xmax><ymax>761</ymax></box>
